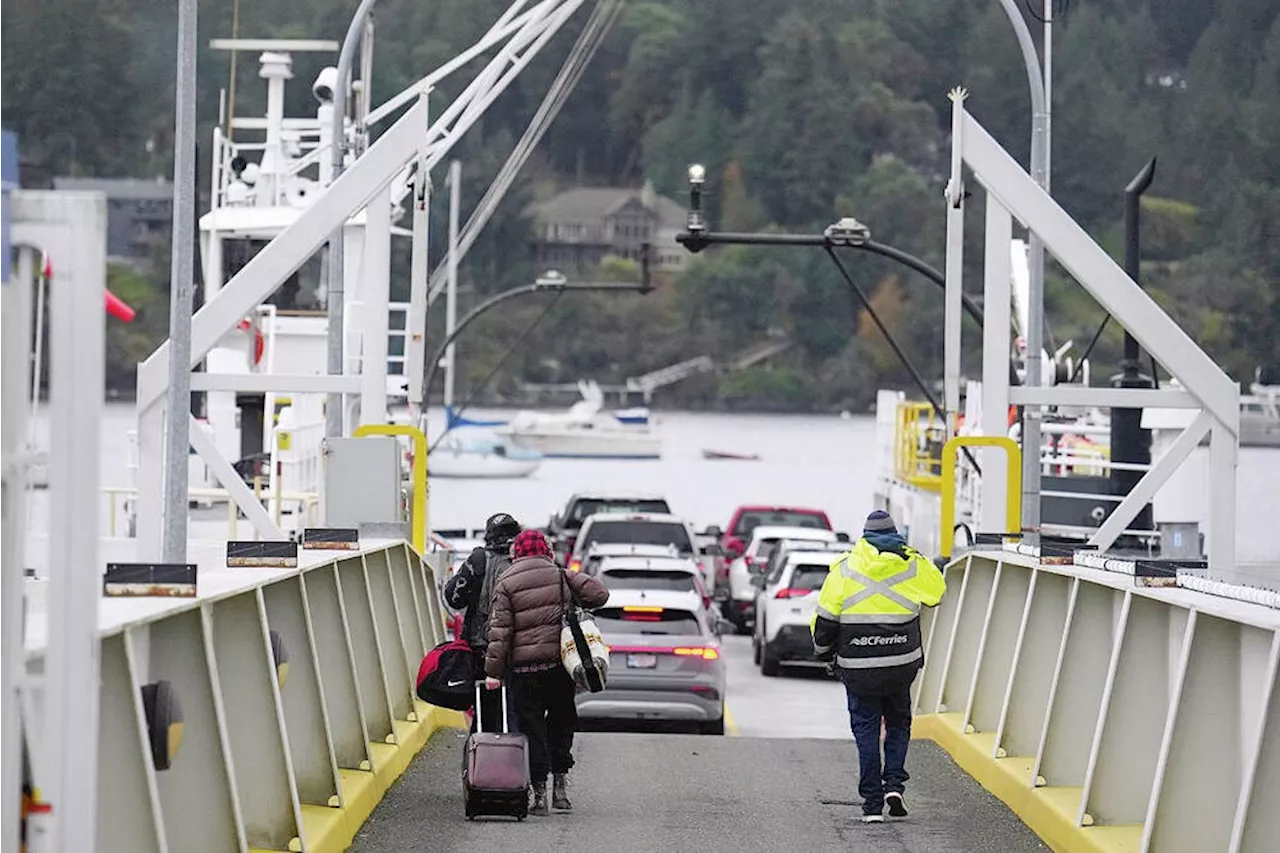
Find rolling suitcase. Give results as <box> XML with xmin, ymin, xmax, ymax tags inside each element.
<box><xmin>462</xmin><ymin>682</ymin><xmax>530</xmax><ymax>821</ymax></box>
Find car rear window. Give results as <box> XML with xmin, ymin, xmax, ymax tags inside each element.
<box><xmin>600</xmin><ymin>569</ymin><xmax>696</xmax><ymax>593</ymax></box>
<box><xmin>582</xmin><ymin>520</ymin><xmax>692</xmax><ymax>553</ymax></box>
<box><xmin>734</xmin><ymin>510</ymin><xmax>830</xmax><ymax>536</ymax></box>
<box><xmin>594</xmin><ymin>607</ymin><xmax>702</xmax><ymax>635</ymax></box>
<box><xmin>790</xmin><ymin>564</ymin><xmax>830</xmax><ymax>591</ymax></box>
<box><xmin>567</xmin><ymin>499</ymin><xmax>671</xmax><ymax>527</ymax></box>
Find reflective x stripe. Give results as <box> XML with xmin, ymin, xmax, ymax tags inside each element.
<box><xmin>813</xmin><ymin>642</ymin><xmax>835</xmax><ymax>654</ymax></box>
<box><xmin>834</xmin><ymin>611</ymin><xmax>917</xmax><ymax>624</ymax></box>
<box><xmin>836</xmin><ymin>648</ymin><xmax>922</xmax><ymax>669</ymax></box>
<box><xmin>840</xmin><ymin>556</ymin><xmax>921</xmax><ymax>616</ymax></box>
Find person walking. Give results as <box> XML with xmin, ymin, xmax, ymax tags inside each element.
<box><xmin>443</xmin><ymin>512</ymin><xmax>521</xmax><ymax>733</ymax></box>
<box><xmin>811</xmin><ymin>510</ymin><xmax>946</xmax><ymax>823</ymax></box>
<box><xmin>484</xmin><ymin>529</ymin><xmax>609</xmax><ymax>816</ymax></box>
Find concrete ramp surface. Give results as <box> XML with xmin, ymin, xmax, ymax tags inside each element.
<box><xmin>351</xmin><ymin>731</ymin><xmax>1048</xmax><ymax>852</ymax></box>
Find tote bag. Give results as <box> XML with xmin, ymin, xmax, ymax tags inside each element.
<box><xmin>559</xmin><ymin>572</ymin><xmax>609</xmax><ymax>693</ymax></box>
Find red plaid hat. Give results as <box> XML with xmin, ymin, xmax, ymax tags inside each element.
<box><xmin>511</xmin><ymin>529</ymin><xmax>553</xmax><ymax>559</ymax></box>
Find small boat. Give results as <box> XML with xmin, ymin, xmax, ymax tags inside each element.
<box><xmin>427</xmin><ymin>433</ymin><xmax>542</xmax><ymax>479</ymax></box>
<box><xmin>496</xmin><ymin>380</ymin><xmax>662</xmax><ymax>459</ymax></box>
<box><xmin>701</xmin><ymin>449</ymin><xmax>761</xmax><ymax>461</ymax></box>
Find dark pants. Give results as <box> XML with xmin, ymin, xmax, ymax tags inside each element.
<box><xmin>510</xmin><ymin>666</ymin><xmax>578</xmax><ymax>785</ymax></box>
<box><xmin>844</xmin><ymin>679</ymin><xmax>913</xmax><ymax>815</ymax></box>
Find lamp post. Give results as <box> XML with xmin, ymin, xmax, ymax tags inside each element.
<box><xmin>419</xmin><ymin>270</ymin><xmax>652</xmax><ymax>438</ymax></box>
<box><xmin>675</xmin><ymin>164</ymin><xmax>994</xmax><ymax>476</ymax></box>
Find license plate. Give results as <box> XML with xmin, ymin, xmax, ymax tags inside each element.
<box><xmin>627</xmin><ymin>653</ymin><xmax>657</xmax><ymax>669</ymax></box>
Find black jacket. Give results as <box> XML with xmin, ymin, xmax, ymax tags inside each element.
<box><xmin>443</xmin><ymin>545</ymin><xmax>505</xmax><ymax>651</ymax></box>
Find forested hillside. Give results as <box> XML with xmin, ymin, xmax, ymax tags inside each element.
<box><xmin>4</xmin><ymin>0</ymin><xmax>1277</xmax><ymax>409</ymax></box>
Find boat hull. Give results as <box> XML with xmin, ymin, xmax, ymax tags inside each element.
<box><xmin>499</xmin><ymin>428</ymin><xmax>661</xmax><ymax>459</ymax></box>
<box><xmin>427</xmin><ymin>449</ymin><xmax>541</xmax><ymax>478</ymax></box>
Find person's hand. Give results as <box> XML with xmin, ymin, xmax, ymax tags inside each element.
<box><xmin>485</xmin><ymin>676</ymin><xmax>501</xmax><ymax>690</ymax></box>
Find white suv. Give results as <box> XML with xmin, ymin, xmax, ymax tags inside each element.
<box><xmin>724</xmin><ymin>526</ymin><xmax>838</xmax><ymax>632</ymax></box>
<box><xmin>568</xmin><ymin>512</ymin><xmax>708</xmax><ymax>586</ymax></box>
<box><xmin>752</xmin><ymin>548</ymin><xmax>846</xmax><ymax>677</ymax></box>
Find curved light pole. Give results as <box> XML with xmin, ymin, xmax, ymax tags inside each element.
<box><xmin>420</xmin><ymin>273</ymin><xmax>651</xmax><ymax>418</ymax></box>
<box><xmin>993</xmin><ymin>0</ymin><xmax>1054</xmax><ymax>543</ymax></box>
<box><xmin>324</xmin><ymin>0</ymin><xmax>380</xmax><ymax>438</ymax></box>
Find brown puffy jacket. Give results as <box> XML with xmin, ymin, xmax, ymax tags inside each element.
<box><xmin>484</xmin><ymin>555</ymin><xmax>609</xmax><ymax>678</ymax></box>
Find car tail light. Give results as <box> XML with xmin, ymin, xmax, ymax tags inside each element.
<box><xmin>775</xmin><ymin>588</ymin><xmax>813</xmax><ymax>599</ymax></box>
<box><xmin>569</xmin><ymin>558</ymin><xmax>582</xmax><ymax>573</ymax></box>
<box><xmin>702</xmin><ymin>595</ymin><xmax>712</xmax><ymax>609</ymax></box>
<box><xmin>673</xmin><ymin>647</ymin><xmax>719</xmax><ymax>660</ymax></box>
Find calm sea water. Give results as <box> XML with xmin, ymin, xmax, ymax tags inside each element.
<box><xmin>23</xmin><ymin>402</ymin><xmax>881</xmax><ymax>544</ymax></box>
<box><xmin>21</xmin><ymin>402</ymin><xmax>1280</xmax><ymax>588</ymax></box>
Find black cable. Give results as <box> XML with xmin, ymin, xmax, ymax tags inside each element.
<box><xmin>1067</xmin><ymin>316</ymin><xmax>1109</xmax><ymax>385</ymax></box>
<box><xmin>825</xmin><ymin>247</ymin><xmax>982</xmax><ymax>477</ymax></box>
<box><xmin>429</xmin><ymin>289</ymin><xmax>566</xmax><ymax>453</ymax></box>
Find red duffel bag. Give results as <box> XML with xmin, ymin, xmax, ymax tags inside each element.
<box><xmin>416</xmin><ymin>636</ymin><xmax>475</xmax><ymax>711</ymax></box>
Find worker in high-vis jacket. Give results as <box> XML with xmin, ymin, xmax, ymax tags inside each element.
<box><xmin>811</xmin><ymin>510</ymin><xmax>946</xmax><ymax>823</ymax></box>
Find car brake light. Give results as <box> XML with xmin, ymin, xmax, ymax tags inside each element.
<box><xmin>775</xmin><ymin>588</ymin><xmax>812</xmax><ymax>599</ymax></box>
<box><xmin>623</xmin><ymin>605</ymin><xmax>663</xmax><ymax>612</ymax></box>
<box><xmin>569</xmin><ymin>558</ymin><xmax>582</xmax><ymax>573</ymax></box>
<box><xmin>673</xmin><ymin>647</ymin><xmax>719</xmax><ymax>660</ymax></box>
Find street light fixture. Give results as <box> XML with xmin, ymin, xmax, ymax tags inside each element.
<box><xmin>687</xmin><ymin>163</ymin><xmax>707</xmax><ymax>234</ymax></box>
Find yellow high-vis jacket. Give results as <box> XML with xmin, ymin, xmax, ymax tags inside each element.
<box><xmin>810</xmin><ymin>538</ymin><xmax>946</xmax><ymax>692</ymax></box>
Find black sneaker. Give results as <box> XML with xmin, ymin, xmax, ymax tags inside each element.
<box><xmin>886</xmin><ymin>792</ymin><xmax>908</xmax><ymax>817</ymax></box>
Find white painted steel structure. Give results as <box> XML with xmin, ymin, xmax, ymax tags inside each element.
<box><xmin>19</xmin><ymin>539</ymin><xmax>453</xmax><ymax>852</ymax></box>
<box><xmin>942</xmin><ymin>92</ymin><xmax>1240</xmax><ymax>577</ymax></box>
<box><xmin>3</xmin><ymin>193</ymin><xmax>108</xmax><ymax>852</ymax></box>
<box><xmin>918</xmin><ymin>549</ymin><xmax>1280</xmax><ymax>852</ymax></box>
<box><xmin>133</xmin><ymin>0</ymin><xmax>594</xmax><ymax>558</ymax></box>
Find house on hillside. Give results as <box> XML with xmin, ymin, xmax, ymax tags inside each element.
<box><xmin>52</xmin><ymin>177</ymin><xmax>173</xmax><ymax>264</ymax></box>
<box><xmin>523</xmin><ymin>183</ymin><xmax>688</xmax><ymax>273</ymax></box>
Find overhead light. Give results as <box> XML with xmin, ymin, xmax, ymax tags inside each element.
<box><xmin>687</xmin><ymin>164</ymin><xmax>706</xmax><ymax>185</ymax></box>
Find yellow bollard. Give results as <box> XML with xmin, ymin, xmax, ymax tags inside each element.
<box><xmin>939</xmin><ymin>436</ymin><xmax>1023</xmax><ymax>561</ymax></box>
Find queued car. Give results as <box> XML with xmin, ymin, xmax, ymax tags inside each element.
<box><xmin>594</xmin><ymin>553</ymin><xmax>714</xmax><ymax>615</ymax></box>
<box><xmin>574</xmin><ymin>542</ymin><xmax>684</xmax><ymax>577</ymax></box>
<box><xmin>545</xmin><ymin>492</ymin><xmax>672</xmax><ymax>561</ymax></box>
<box><xmin>752</xmin><ymin>548</ymin><xmax>845</xmax><ymax>677</ymax></box>
<box><xmin>724</xmin><ymin>525</ymin><xmax>839</xmax><ymax>632</ymax></box>
<box><xmin>717</xmin><ymin>504</ymin><xmax>834</xmax><ymax>561</ymax></box>
<box><xmin>576</xmin><ymin>588</ymin><xmax>726</xmax><ymax>735</ymax></box>
<box><xmin>567</xmin><ymin>512</ymin><xmax>710</xmax><ymax>587</ymax></box>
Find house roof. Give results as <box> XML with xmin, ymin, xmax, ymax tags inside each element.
<box><xmin>525</xmin><ymin>186</ymin><xmax>685</xmax><ymax>230</ymax></box>
<box><xmin>52</xmin><ymin>177</ymin><xmax>174</xmax><ymax>200</ymax></box>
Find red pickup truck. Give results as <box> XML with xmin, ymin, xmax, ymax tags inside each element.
<box><xmin>718</xmin><ymin>505</ymin><xmax>835</xmax><ymax>561</ymax></box>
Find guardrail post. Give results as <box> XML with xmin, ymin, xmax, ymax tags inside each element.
<box><xmin>353</xmin><ymin>424</ymin><xmax>428</xmax><ymax>553</ymax></box>
<box><xmin>941</xmin><ymin>436</ymin><xmax>1023</xmax><ymax>560</ymax></box>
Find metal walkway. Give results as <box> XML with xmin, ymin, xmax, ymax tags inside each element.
<box><xmin>351</xmin><ymin>634</ymin><xmax>1045</xmax><ymax>851</ymax></box>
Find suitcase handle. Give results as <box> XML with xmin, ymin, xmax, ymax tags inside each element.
<box><xmin>473</xmin><ymin>680</ymin><xmax>510</xmax><ymax>734</ymax></box>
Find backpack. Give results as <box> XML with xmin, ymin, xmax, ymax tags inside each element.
<box><xmin>471</xmin><ymin>550</ymin><xmax>512</xmax><ymax>650</ymax></box>
<box><xmin>416</xmin><ymin>636</ymin><xmax>475</xmax><ymax>710</ymax></box>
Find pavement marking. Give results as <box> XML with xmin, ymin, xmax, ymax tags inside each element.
<box><xmin>724</xmin><ymin>704</ymin><xmax>740</xmax><ymax>736</ymax></box>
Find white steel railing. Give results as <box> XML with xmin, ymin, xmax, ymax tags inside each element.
<box><xmin>915</xmin><ymin>548</ymin><xmax>1280</xmax><ymax>853</ymax></box>
<box><xmin>101</xmin><ymin>485</ymin><xmax>320</xmax><ymax>539</ymax></box>
<box><xmin>26</xmin><ymin>540</ymin><xmax>463</xmax><ymax>851</ymax></box>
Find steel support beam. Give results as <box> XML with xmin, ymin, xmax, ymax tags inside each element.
<box><xmin>189</xmin><ymin>373</ymin><xmax>363</xmax><ymax>394</ymax></box>
<box><xmin>981</xmin><ymin>197</ymin><xmax>1013</xmax><ymax>531</ymax></box>
<box><xmin>14</xmin><ymin>192</ymin><xmax>107</xmax><ymax>851</ymax></box>
<box><xmin>1088</xmin><ymin>412</ymin><xmax>1211</xmax><ymax>552</ymax></box>
<box><xmin>1009</xmin><ymin>386</ymin><xmax>1201</xmax><ymax>409</ymax></box>
<box><xmin>188</xmin><ymin>414</ymin><xmax>286</xmax><ymax>540</ymax></box>
<box><xmin>359</xmin><ymin>185</ymin><xmax>392</xmax><ymax>425</ymax></box>
<box><xmin>960</xmin><ymin>110</ymin><xmax>1239</xmax><ymax>432</ymax></box>
<box><xmin>943</xmin><ymin>89</ymin><xmax>966</xmax><ymax>428</ymax></box>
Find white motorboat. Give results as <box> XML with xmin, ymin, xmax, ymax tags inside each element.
<box><xmin>427</xmin><ymin>432</ymin><xmax>542</xmax><ymax>479</ymax></box>
<box><xmin>496</xmin><ymin>380</ymin><xmax>662</xmax><ymax>459</ymax></box>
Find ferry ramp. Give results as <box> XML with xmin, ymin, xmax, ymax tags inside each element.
<box><xmin>47</xmin><ymin>538</ymin><xmax>1280</xmax><ymax>853</ymax></box>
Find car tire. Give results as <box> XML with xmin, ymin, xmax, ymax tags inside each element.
<box><xmin>761</xmin><ymin>644</ymin><xmax>781</xmax><ymax>678</ymax></box>
<box><xmin>752</xmin><ymin>635</ymin><xmax>761</xmax><ymax>665</ymax></box>
<box><xmin>701</xmin><ymin>715</ymin><xmax>725</xmax><ymax>735</ymax></box>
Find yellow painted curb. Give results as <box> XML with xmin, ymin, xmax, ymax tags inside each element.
<box><xmin>279</xmin><ymin>701</ymin><xmax>466</xmax><ymax>853</ymax></box>
<box><xmin>914</xmin><ymin>713</ymin><xmax>1142</xmax><ymax>853</ymax></box>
